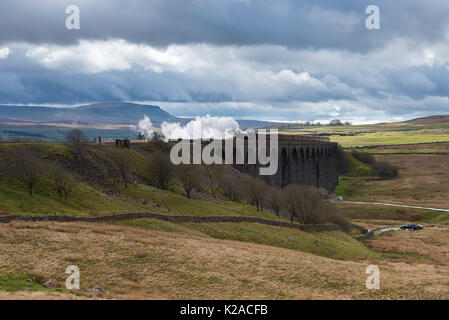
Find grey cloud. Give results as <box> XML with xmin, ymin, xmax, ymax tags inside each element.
<box><xmin>0</xmin><ymin>0</ymin><xmax>448</xmax><ymax>51</ymax></box>
<box><xmin>1</xmin><ymin>1</ymin><xmax>449</xmax><ymax>122</ymax></box>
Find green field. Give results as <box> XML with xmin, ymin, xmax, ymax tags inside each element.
<box><xmin>281</xmin><ymin>124</ymin><xmax>449</xmax><ymax>147</ymax></box>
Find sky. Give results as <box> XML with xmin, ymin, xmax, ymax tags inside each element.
<box><xmin>1</xmin><ymin>0</ymin><xmax>449</xmax><ymax>123</ymax></box>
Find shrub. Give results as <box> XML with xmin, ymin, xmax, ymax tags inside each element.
<box><xmin>345</xmin><ymin>153</ymin><xmax>372</xmax><ymax>177</ymax></box>
<box><xmin>146</xmin><ymin>150</ymin><xmax>175</xmax><ymax>189</ymax></box>
<box><xmin>336</xmin><ymin>146</ymin><xmax>350</xmax><ymax>175</ymax></box>
<box><xmin>177</xmin><ymin>164</ymin><xmax>202</xmax><ymax>198</ymax></box>
<box><xmin>7</xmin><ymin>149</ymin><xmax>44</xmax><ymax>196</ymax></box>
<box><xmin>66</xmin><ymin>129</ymin><xmax>89</xmax><ymax>162</ymax></box>
<box><xmin>281</xmin><ymin>184</ymin><xmax>351</xmax><ymax>231</ymax></box>
<box><xmin>66</xmin><ymin>128</ymin><xmax>88</xmax><ymax>144</ymax></box>
<box><xmin>371</xmin><ymin>161</ymin><xmax>399</xmax><ymax>179</ymax></box>
<box><xmin>108</xmin><ymin>148</ymin><xmax>133</xmax><ymax>188</ymax></box>
<box><xmin>350</xmin><ymin>150</ymin><xmax>376</xmax><ymax>165</ymax></box>
<box><xmin>265</xmin><ymin>186</ymin><xmax>283</xmax><ymax>216</ymax></box>
<box><xmin>243</xmin><ymin>175</ymin><xmax>267</xmax><ymax>211</ymax></box>
<box><xmin>283</xmin><ymin>185</ymin><xmax>322</xmax><ymax>224</ymax></box>
<box><xmin>50</xmin><ymin>168</ymin><xmax>78</xmax><ymax>201</ymax></box>
<box><xmin>306</xmin><ymin>202</ymin><xmax>351</xmax><ymax>232</ymax></box>
<box><xmin>139</xmin><ymin>139</ymin><xmax>172</xmax><ymax>154</ymax></box>
<box><xmin>201</xmin><ymin>165</ymin><xmax>223</xmax><ymax>199</ymax></box>
<box><xmin>220</xmin><ymin>167</ymin><xmax>244</xmax><ymax>202</ymax></box>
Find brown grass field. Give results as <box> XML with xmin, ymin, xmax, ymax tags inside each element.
<box><xmin>341</xmin><ymin>143</ymin><xmax>449</xmax><ymax>209</ymax></box>
<box><xmin>0</xmin><ymin>221</ymin><xmax>448</xmax><ymax>300</ymax></box>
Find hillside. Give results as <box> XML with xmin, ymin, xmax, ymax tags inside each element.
<box><xmin>0</xmin><ymin>142</ymin><xmax>279</xmax><ymax>219</ymax></box>
<box><xmin>0</xmin><ymin>102</ymin><xmax>178</xmax><ymax>126</ymax></box>
<box><xmin>0</xmin><ymin>141</ymin><xmax>373</xmax><ymax>265</ymax></box>
<box><xmin>399</xmin><ymin>115</ymin><xmax>449</xmax><ymax>126</ymax></box>
<box><xmin>374</xmin><ymin>114</ymin><xmax>449</xmax><ymax>127</ymax></box>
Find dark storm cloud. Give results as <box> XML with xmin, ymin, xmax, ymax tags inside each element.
<box><xmin>0</xmin><ymin>0</ymin><xmax>448</xmax><ymax>51</ymax></box>
<box><xmin>0</xmin><ymin>48</ymin><xmax>352</xmax><ymax>105</ymax></box>
<box><xmin>1</xmin><ymin>0</ymin><xmax>449</xmax><ymax>122</ymax></box>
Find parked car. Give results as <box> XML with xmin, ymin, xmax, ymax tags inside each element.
<box><xmin>400</xmin><ymin>224</ymin><xmax>424</xmax><ymax>230</ymax></box>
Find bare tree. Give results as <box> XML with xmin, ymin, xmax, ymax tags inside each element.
<box><xmin>146</xmin><ymin>150</ymin><xmax>174</xmax><ymax>189</ymax></box>
<box><xmin>177</xmin><ymin>164</ymin><xmax>202</xmax><ymax>198</ymax></box>
<box><xmin>50</xmin><ymin>168</ymin><xmax>78</xmax><ymax>201</ymax></box>
<box><xmin>8</xmin><ymin>149</ymin><xmax>43</xmax><ymax>196</ymax></box>
<box><xmin>202</xmin><ymin>165</ymin><xmax>223</xmax><ymax>199</ymax></box>
<box><xmin>108</xmin><ymin>148</ymin><xmax>133</xmax><ymax>188</ymax></box>
<box><xmin>66</xmin><ymin>129</ymin><xmax>88</xmax><ymax>144</ymax></box>
<box><xmin>276</xmin><ymin>184</ymin><xmax>351</xmax><ymax>229</ymax></box>
<box><xmin>66</xmin><ymin>129</ymin><xmax>88</xmax><ymax>162</ymax></box>
<box><xmin>283</xmin><ymin>184</ymin><xmax>322</xmax><ymax>224</ymax></box>
<box><xmin>243</xmin><ymin>175</ymin><xmax>268</xmax><ymax>211</ymax></box>
<box><xmin>220</xmin><ymin>168</ymin><xmax>244</xmax><ymax>202</ymax></box>
<box><xmin>265</xmin><ymin>186</ymin><xmax>283</xmax><ymax>216</ymax></box>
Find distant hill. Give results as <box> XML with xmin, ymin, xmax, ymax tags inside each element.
<box><xmin>401</xmin><ymin>115</ymin><xmax>449</xmax><ymax>125</ymax></box>
<box><xmin>378</xmin><ymin>115</ymin><xmax>449</xmax><ymax>127</ymax></box>
<box><xmin>0</xmin><ymin>102</ymin><xmax>283</xmax><ymax>129</ymax></box>
<box><xmin>0</xmin><ymin>102</ymin><xmax>178</xmax><ymax>126</ymax></box>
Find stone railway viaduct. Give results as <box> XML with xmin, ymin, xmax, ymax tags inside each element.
<box><xmin>167</xmin><ymin>134</ymin><xmax>339</xmax><ymax>192</ymax></box>
<box><xmin>233</xmin><ymin>134</ymin><xmax>339</xmax><ymax>192</ymax></box>
<box><xmin>113</xmin><ymin>134</ymin><xmax>339</xmax><ymax>192</ymax></box>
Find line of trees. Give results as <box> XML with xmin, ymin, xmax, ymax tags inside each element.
<box><xmin>0</xmin><ymin>147</ymin><xmax>80</xmax><ymax>199</ymax></box>
<box><xmin>351</xmin><ymin>150</ymin><xmax>399</xmax><ymax>179</ymax></box>
<box><xmin>140</xmin><ymin>148</ymin><xmax>350</xmax><ymax>230</ymax></box>
<box><xmin>336</xmin><ymin>147</ymin><xmax>399</xmax><ymax>179</ymax></box>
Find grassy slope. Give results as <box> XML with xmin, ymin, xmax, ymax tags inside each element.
<box><xmin>0</xmin><ymin>143</ymin><xmax>284</xmax><ymax>221</ymax></box>
<box><xmin>0</xmin><ymin>272</ymin><xmax>68</xmax><ymax>294</ymax></box>
<box><xmin>333</xmin><ymin>151</ymin><xmax>373</xmax><ymax>199</ymax></box>
<box><xmin>344</xmin><ymin>153</ymin><xmax>371</xmax><ymax>177</ymax></box>
<box><xmin>0</xmin><ymin>181</ymin><xmax>285</xmax><ymax>220</ymax></box>
<box><xmin>116</xmin><ymin>219</ymin><xmax>376</xmax><ymax>260</ymax></box>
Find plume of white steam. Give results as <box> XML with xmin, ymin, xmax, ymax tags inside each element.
<box><xmin>130</xmin><ymin>115</ymin><xmax>155</xmax><ymax>139</ymax></box>
<box><xmin>161</xmin><ymin>115</ymin><xmax>240</xmax><ymax>141</ymax></box>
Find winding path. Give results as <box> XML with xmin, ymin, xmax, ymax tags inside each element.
<box><xmin>342</xmin><ymin>201</ymin><xmax>449</xmax><ymax>213</ymax></box>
